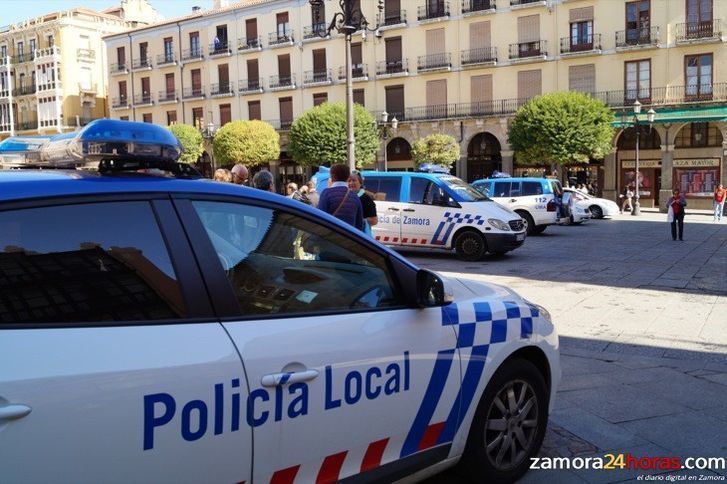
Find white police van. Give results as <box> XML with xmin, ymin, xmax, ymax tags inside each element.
<box><xmin>0</xmin><ymin>120</ymin><xmax>560</xmax><ymax>484</ymax></box>
<box><xmin>315</xmin><ymin>166</ymin><xmax>527</xmax><ymax>261</ymax></box>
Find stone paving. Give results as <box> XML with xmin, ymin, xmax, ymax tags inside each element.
<box><xmin>411</xmin><ymin>210</ymin><xmax>727</xmax><ymax>483</ymax></box>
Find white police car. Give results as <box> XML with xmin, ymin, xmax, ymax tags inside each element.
<box><xmin>0</xmin><ymin>120</ymin><xmax>560</xmax><ymax>484</ymax></box>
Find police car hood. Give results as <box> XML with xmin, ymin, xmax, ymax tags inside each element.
<box><xmin>442</xmin><ymin>274</ymin><xmax>524</xmax><ymax>302</ymax></box>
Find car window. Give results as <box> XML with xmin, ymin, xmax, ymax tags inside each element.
<box><xmin>192</xmin><ymin>201</ymin><xmax>404</xmax><ymax>316</ymax></box>
<box><xmin>440</xmin><ymin>176</ymin><xmax>489</xmax><ymax>202</ymax></box>
<box><xmin>521</xmin><ymin>181</ymin><xmax>544</xmax><ymax>196</ymax></box>
<box><xmin>0</xmin><ymin>202</ymin><xmax>186</xmax><ymax>324</ymax></box>
<box><xmin>549</xmin><ymin>180</ymin><xmax>563</xmax><ymax>196</ymax></box>
<box><xmin>423</xmin><ymin>182</ymin><xmax>457</xmax><ymax>206</ymax></box>
<box><xmin>366</xmin><ymin>176</ymin><xmax>402</xmax><ymax>202</ymax></box>
<box><xmin>408</xmin><ymin>177</ymin><xmax>430</xmax><ymax>204</ymax></box>
<box><xmin>492</xmin><ymin>181</ymin><xmax>511</xmax><ymax>197</ymax></box>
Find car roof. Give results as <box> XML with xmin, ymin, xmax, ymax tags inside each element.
<box><xmin>361</xmin><ymin>171</ymin><xmax>451</xmax><ymax>180</ymax></box>
<box><xmin>475</xmin><ymin>177</ymin><xmax>556</xmax><ymax>183</ymax></box>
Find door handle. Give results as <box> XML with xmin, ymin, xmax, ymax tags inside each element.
<box><xmin>509</xmin><ymin>199</ymin><xmax>517</xmax><ymax>203</ymax></box>
<box><xmin>261</xmin><ymin>369</ymin><xmax>319</xmax><ymax>388</ymax></box>
<box><xmin>387</xmin><ymin>207</ymin><xmax>400</xmax><ymax>212</ymax></box>
<box><xmin>0</xmin><ymin>404</ymin><xmax>32</xmax><ymax>421</ymax></box>
<box><xmin>402</xmin><ymin>208</ymin><xmax>415</xmax><ymax>212</ymax></box>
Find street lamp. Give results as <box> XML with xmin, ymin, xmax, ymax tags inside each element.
<box><xmin>630</xmin><ymin>100</ymin><xmax>656</xmax><ymax>216</ymax></box>
<box><xmin>200</xmin><ymin>114</ymin><xmax>217</xmax><ymax>175</ymax></box>
<box><xmin>309</xmin><ymin>0</ymin><xmax>385</xmax><ymax>170</ymax></box>
<box><xmin>380</xmin><ymin>110</ymin><xmax>398</xmax><ymax>172</ymax></box>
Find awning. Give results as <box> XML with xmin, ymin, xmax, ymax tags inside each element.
<box><xmin>612</xmin><ymin>105</ymin><xmax>727</xmax><ymax>128</ymax></box>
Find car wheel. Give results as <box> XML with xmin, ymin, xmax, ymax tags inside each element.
<box><xmin>590</xmin><ymin>205</ymin><xmax>603</xmax><ymax>219</ymax></box>
<box><xmin>516</xmin><ymin>211</ymin><xmax>535</xmax><ymax>236</ymax></box>
<box><xmin>460</xmin><ymin>359</ymin><xmax>549</xmax><ymax>484</ymax></box>
<box><xmin>531</xmin><ymin>225</ymin><xmax>547</xmax><ymax>235</ymax></box>
<box><xmin>454</xmin><ymin>230</ymin><xmax>487</xmax><ymax>261</ymax></box>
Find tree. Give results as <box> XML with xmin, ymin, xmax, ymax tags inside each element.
<box><xmin>288</xmin><ymin>102</ymin><xmax>379</xmax><ymax>167</ymax></box>
<box><xmin>410</xmin><ymin>133</ymin><xmax>460</xmax><ymax>169</ymax></box>
<box><xmin>212</xmin><ymin>120</ymin><xmax>280</xmax><ymax>167</ymax></box>
<box><xmin>168</xmin><ymin>123</ymin><xmax>203</xmax><ymax>164</ymax></box>
<box><xmin>508</xmin><ymin>91</ymin><xmax>615</xmax><ymax>176</ymax></box>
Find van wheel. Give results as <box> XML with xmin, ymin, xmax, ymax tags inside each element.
<box><xmin>459</xmin><ymin>359</ymin><xmax>549</xmax><ymax>484</ymax></box>
<box><xmin>454</xmin><ymin>231</ymin><xmax>487</xmax><ymax>261</ymax></box>
<box><xmin>531</xmin><ymin>225</ymin><xmax>547</xmax><ymax>235</ymax></box>
<box><xmin>516</xmin><ymin>211</ymin><xmax>535</xmax><ymax>236</ymax></box>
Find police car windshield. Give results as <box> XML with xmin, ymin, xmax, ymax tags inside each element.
<box><xmin>440</xmin><ymin>176</ymin><xmax>490</xmax><ymax>202</ymax></box>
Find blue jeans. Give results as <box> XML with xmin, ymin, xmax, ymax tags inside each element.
<box><xmin>715</xmin><ymin>201</ymin><xmax>725</xmax><ymax>221</ymax></box>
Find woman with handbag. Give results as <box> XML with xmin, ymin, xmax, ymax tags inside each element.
<box><xmin>666</xmin><ymin>188</ymin><xmax>687</xmax><ymax>241</ymax></box>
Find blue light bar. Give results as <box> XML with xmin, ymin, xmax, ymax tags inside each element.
<box><xmin>418</xmin><ymin>163</ymin><xmax>450</xmax><ymax>174</ymax></box>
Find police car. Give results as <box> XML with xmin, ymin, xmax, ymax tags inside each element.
<box><xmin>314</xmin><ymin>166</ymin><xmax>527</xmax><ymax>261</ymax></box>
<box><xmin>0</xmin><ymin>120</ymin><xmax>560</xmax><ymax>484</ymax></box>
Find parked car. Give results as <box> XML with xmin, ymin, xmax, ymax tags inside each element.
<box><xmin>564</xmin><ymin>188</ymin><xmax>620</xmax><ymax>219</ymax></box>
<box><xmin>562</xmin><ymin>189</ymin><xmax>592</xmax><ymax>224</ymax></box>
<box><xmin>471</xmin><ymin>177</ymin><xmax>562</xmax><ymax>235</ymax></box>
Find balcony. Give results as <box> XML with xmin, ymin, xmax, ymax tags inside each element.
<box><xmin>13</xmin><ymin>84</ymin><xmax>36</xmax><ymax>96</ymax></box>
<box><xmin>417</xmin><ymin>2</ymin><xmax>450</xmax><ymax>22</ymax></box>
<box><xmin>181</xmin><ymin>48</ymin><xmax>204</xmax><ymax>63</ymax></box>
<box><xmin>269</xmin><ymin>31</ymin><xmax>294</xmax><ymax>48</ymax></box>
<box><xmin>461</xmin><ymin>47</ymin><xmax>497</xmax><ymax>67</ymax></box>
<box><xmin>157</xmin><ymin>90</ymin><xmax>178</xmax><ymax>104</ymax></box>
<box><xmin>14</xmin><ymin>52</ymin><xmax>35</xmax><ymax>64</ymax></box>
<box><xmin>239</xmin><ymin>78</ymin><xmax>264</xmax><ymax>94</ymax></box>
<box><xmin>265</xmin><ymin>119</ymin><xmax>293</xmax><ymax>130</ymax></box>
<box><xmin>34</xmin><ymin>46</ymin><xmax>60</xmax><ymax>61</ymax></box>
<box><xmin>303</xmin><ymin>23</ymin><xmax>329</xmax><ymax>41</ymax></box>
<box><xmin>303</xmin><ymin>69</ymin><xmax>333</xmax><ymax>87</ymax></box>
<box><xmin>157</xmin><ymin>53</ymin><xmax>177</xmax><ymax>66</ymax></box>
<box><xmin>462</xmin><ymin>0</ymin><xmax>496</xmax><ymax>15</ymax></box>
<box><xmin>17</xmin><ymin>121</ymin><xmax>37</xmax><ymax>130</ymax></box>
<box><xmin>209</xmin><ymin>41</ymin><xmax>232</xmax><ymax>57</ymax></box>
<box><xmin>615</xmin><ymin>27</ymin><xmax>659</xmax><ymax>50</ymax></box>
<box><xmin>77</xmin><ymin>48</ymin><xmax>95</xmax><ymax>61</ymax></box>
<box><xmin>417</xmin><ymin>53</ymin><xmax>451</xmax><ymax>72</ymax></box>
<box><xmin>510</xmin><ymin>0</ymin><xmax>546</xmax><ymax>9</ymax></box>
<box><xmin>131</xmin><ymin>57</ymin><xmax>152</xmax><ymax>71</ymax></box>
<box><xmin>110</xmin><ymin>63</ymin><xmax>129</xmax><ymax>75</ymax></box>
<box><xmin>111</xmin><ymin>96</ymin><xmax>129</xmax><ymax>109</ymax></box>
<box><xmin>133</xmin><ymin>93</ymin><xmax>154</xmax><ymax>107</ymax></box>
<box><xmin>238</xmin><ymin>37</ymin><xmax>262</xmax><ymax>52</ymax></box>
<box><xmin>338</xmin><ymin>64</ymin><xmax>369</xmax><ymax>81</ymax></box>
<box><xmin>0</xmin><ymin>56</ymin><xmax>9</xmax><ymax>69</ymax></box>
<box><xmin>676</xmin><ymin>20</ymin><xmax>722</xmax><ymax>44</ymax></box>
<box><xmin>376</xmin><ymin>59</ymin><xmax>409</xmax><ymax>78</ymax></box>
<box><xmin>559</xmin><ymin>34</ymin><xmax>602</xmax><ymax>56</ymax></box>
<box><xmin>401</xmin><ymin>99</ymin><xmax>529</xmax><ymax>122</ymax></box>
<box><xmin>182</xmin><ymin>87</ymin><xmax>205</xmax><ymax>100</ymax></box>
<box><xmin>590</xmin><ymin>83</ymin><xmax>727</xmax><ymax>108</ymax></box>
<box><xmin>269</xmin><ymin>74</ymin><xmax>296</xmax><ymax>91</ymax></box>
<box><xmin>210</xmin><ymin>82</ymin><xmax>235</xmax><ymax>97</ymax></box>
<box><xmin>378</xmin><ymin>10</ymin><xmax>407</xmax><ymax>29</ymax></box>
<box><xmin>509</xmin><ymin>40</ymin><xmax>547</xmax><ymax>62</ymax></box>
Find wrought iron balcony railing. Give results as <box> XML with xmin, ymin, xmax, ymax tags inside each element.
<box><xmin>131</xmin><ymin>57</ymin><xmax>152</xmax><ymax>70</ymax></box>
<box><xmin>303</xmin><ymin>69</ymin><xmax>332</xmax><ymax>85</ymax></box>
<box><xmin>14</xmin><ymin>52</ymin><xmax>34</xmax><ymax>63</ymax></box>
<box><xmin>238</xmin><ymin>37</ymin><xmax>262</xmax><ymax>51</ymax></box>
<box><xmin>181</xmin><ymin>48</ymin><xmax>204</xmax><ymax>61</ymax></box>
<box><xmin>133</xmin><ymin>93</ymin><xmax>153</xmax><ymax>105</ymax></box>
<box><xmin>210</xmin><ymin>82</ymin><xmax>235</xmax><ymax>96</ymax></box>
<box><xmin>157</xmin><ymin>53</ymin><xmax>177</xmax><ymax>65</ymax></box>
<box><xmin>182</xmin><ymin>87</ymin><xmax>205</xmax><ymax>99</ymax></box>
<box><xmin>338</xmin><ymin>64</ymin><xmax>368</xmax><ymax>80</ymax></box>
<box><xmin>378</xmin><ymin>10</ymin><xmax>407</xmax><ymax>26</ymax></box>
<box><xmin>462</xmin><ymin>0</ymin><xmax>495</xmax><ymax>14</ymax></box>
<box><xmin>418</xmin><ymin>2</ymin><xmax>449</xmax><ymax>21</ymax></box>
<box><xmin>110</xmin><ymin>62</ymin><xmax>128</xmax><ymax>73</ymax></box>
<box><xmin>510</xmin><ymin>0</ymin><xmax>544</xmax><ymax>6</ymax></box>
<box><xmin>560</xmin><ymin>34</ymin><xmax>601</xmax><ymax>54</ymax></box>
<box><xmin>461</xmin><ymin>47</ymin><xmax>497</xmax><ymax>65</ymax></box>
<box><xmin>269</xmin><ymin>74</ymin><xmax>296</xmax><ymax>89</ymax></box>
<box><xmin>111</xmin><ymin>96</ymin><xmax>129</xmax><ymax>108</ymax></box>
<box><xmin>13</xmin><ymin>84</ymin><xmax>36</xmax><ymax>96</ymax></box>
<box><xmin>417</xmin><ymin>53</ymin><xmax>451</xmax><ymax>71</ymax></box>
<box><xmin>676</xmin><ymin>20</ymin><xmax>722</xmax><ymax>42</ymax></box>
<box><xmin>615</xmin><ymin>27</ymin><xmax>660</xmax><ymax>48</ymax></box>
<box><xmin>158</xmin><ymin>90</ymin><xmax>177</xmax><ymax>102</ymax></box>
<box><xmin>239</xmin><ymin>78</ymin><xmax>264</xmax><ymax>93</ymax></box>
<box><xmin>303</xmin><ymin>23</ymin><xmax>328</xmax><ymax>39</ymax></box>
<box><xmin>269</xmin><ymin>31</ymin><xmax>294</xmax><ymax>46</ymax></box>
<box><xmin>509</xmin><ymin>40</ymin><xmax>546</xmax><ymax>60</ymax></box>
<box><xmin>209</xmin><ymin>41</ymin><xmax>232</xmax><ymax>56</ymax></box>
<box><xmin>376</xmin><ymin>59</ymin><xmax>409</xmax><ymax>75</ymax></box>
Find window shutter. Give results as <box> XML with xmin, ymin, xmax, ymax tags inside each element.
<box><xmin>218</xmin><ymin>64</ymin><xmax>229</xmax><ymax>85</ymax></box>
<box><xmin>471</xmin><ymin>75</ymin><xmax>493</xmax><ymax>103</ymax></box>
<box><xmin>219</xmin><ymin>104</ymin><xmax>231</xmax><ymax>125</ymax></box>
<box><xmin>425</xmin><ymin>28</ymin><xmax>445</xmax><ymax>56</ymax></box>
<box><xmin>568</xmin><ymin>64</ymin><xmax>595</xmax><ymax>94</ymax></box>
<box><xmin>353</xmin><ymin>88</ymin><xmax>365</xmax><ymax>106</ymax></box>
<box><xmin>246</xmin><ymin>19</ymin><xmax>257</xmax><ymax>40</ymax></box>
<box><xmin>351</xmin><ymin>42</ymin><xmax>362</xmax><ymax>66</ymax></box>
<box><xmin>247</xmin><ymin>59</ymin><xmax>259</xmax><ymax>81</ymax></box>
<box><xmin>312</xmin><ymin>49</ymin><xmax>326</xmax><ymax>72</ymax></box>
<box><xmin>386</xmin><ymin>37</ymin><xmax>402</xmax><ymax>62</ymax></box>
<box><xmin>569</xmin><ymin>7</ymin><xmax>593</xmax><ymax>22</ymax></box>
<box><xmin>248</xmin><ymin>101</ymin><xmax>261</xmax><ymax>120</ymax></box>
<box><xmin>426</xmin><ymin>79</ymin><xmax>447</xmax><ymax>107</ymax></box>
<box><xmin>385</xmin><ymin>85</ymin><xmax>405</xmax><ymax>117</ymax></box>
<box><xmin>517</xmin><ymin>69</ymin><xmax>542</xmax><ymax>99</ymax></box>
<box><xmin>278</xmin><ymin>54</ymin><xmax>290</xmax><ymax>78</ymax></box>
<box><xmin>279</xmin><ymin>97</ymin><xmax>293</xmax><ymax>123</ymax></box>
<box><xmin>517</xmin><ymin>15</ymin><xmax>540</xmax><ymax>43</ymax></box>
<box><xmin>469</xmin><ymin>22</ymin><xmax>491</xmax><ymax>49</ymax></box>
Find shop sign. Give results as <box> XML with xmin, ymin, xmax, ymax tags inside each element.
<box><xmin>672</xmin><ymin>159</ymin><xmax>720</xmax><ymax>168</ymax></box>
<box><xmin>621</xmin><ymin>160</ymin><xmax>661</xmax><ymax>168</ymax></box>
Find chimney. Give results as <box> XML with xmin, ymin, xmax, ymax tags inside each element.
<box><xmin>192</xmin><ymin>6</ymin><xmax>201</xmax><ymax>12</ymax></box>
<box><xmin>212</xmin><ymin>0</ymin><xmax>229</xmax><ymax>9</ymax></box>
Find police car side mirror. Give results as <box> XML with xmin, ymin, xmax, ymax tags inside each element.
<box><xmin>416</xmin><ymin>270</ymin><xmax>454</xmax><ymax>307</ymax></box>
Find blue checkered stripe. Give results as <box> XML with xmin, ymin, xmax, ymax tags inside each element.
<box><xmin>431</xmin><ymin>212</ymin><xmax>486</xmax><ymax>246</ymax></box>
<box><xmin>401</xmin><ymin>300</ymin><xmax>539</xmax><ymax>457</ymax></box>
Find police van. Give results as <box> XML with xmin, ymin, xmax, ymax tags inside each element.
<box><xmin>315</xmin><ymin>166</ymin><xmax>527</xmax><ymax>261</ymax></box>
<box><xmin>0</xmin><ymin>120</ymin><xmax>560</xmax><ymax>484</ymax></box>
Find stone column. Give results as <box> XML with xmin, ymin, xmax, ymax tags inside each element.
<box><xmin>602</xmin><ymin>151</ymin><xmax>617</xmax><ymax>201</ymax></box>
<box><xmin>457</xmin><ymin>154</ymin><xmax>467</xmax><ymax>180</ymax></box>
<box><xmin>659</xmin><ymin>142</ymin><xmax>675</xmax><ymax>212</ymax></box>
<box><xmin>501</xmin><ymin>150</ymin><xmax>514</xmax><ymax>174</ymax></box>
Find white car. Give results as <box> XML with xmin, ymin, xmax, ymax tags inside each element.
<box><xmin>562</xmin><ymin>189</ymin><xmax>592</xmax><ymax>224</ymax></box>
<box><xmin>565</xmin><ymin>188</ymin><xmax>620</xmax><ymax>219</ymax></box>
<box><xmin>0</xmin><ymin>121</ymin><xmax>560</xmax><ymax>484</ymax></box>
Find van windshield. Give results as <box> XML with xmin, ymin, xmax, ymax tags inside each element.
<box><xmin>440</xmin><ymin>176</ymin><xmax>491</xmax><ymax>202</ymax></box>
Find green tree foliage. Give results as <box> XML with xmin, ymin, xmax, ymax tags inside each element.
<box><xmin>289</xmin><ymin>102</ymin><xmax>379</xmax><ymax>167</ymax></box>
<box><xmin>168</xmin><ymin>123</ymin><xmax>203</xmax><ymax>164</ymax></box>
<box><xmin>410</xmin><ymin>133</ymin><xmax>461</xmax><ymax>169</ymax></box>
<box><xmin>508</xmin><ymin>91</ymin><xmax>614</xmax><ymax>173</ymax></box>
<box><xmin>212</xmin><ymin>120</ymin><xmax>280</xmax><ymax>167</ymax></box>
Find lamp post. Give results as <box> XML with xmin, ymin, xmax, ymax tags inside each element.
<box><xmin>380</xmin><ymin>110</ymin><xmax>398</xmax><ymax>172</ymax></box>
<box><xmin>630</xmin><ymin>100</ymin><xmax>656</xmax><ymax>216</ymax></box>
<box><xmin>309</xmin><ymin>0</ymin><xmax>385</xmax><ymax>170</ymax></box>
<box><xmin>200</xmin><ymin>115</ymin><xmax>217</xmax><ymax>175</ymax></box>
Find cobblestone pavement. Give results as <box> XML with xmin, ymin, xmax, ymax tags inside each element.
<box><xmin>411</xmin><ymin>210</ymin><xmax>727</xmax><ymax>483</ymax></box>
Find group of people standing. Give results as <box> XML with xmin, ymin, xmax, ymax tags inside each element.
<box><xmin>213</xmin><ymin>163</ymin><xmax>378</xmax><ymax>236</ymax></box>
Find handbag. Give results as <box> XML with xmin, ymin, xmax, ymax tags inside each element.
<box><xmin>667</xmin><ymin>205</ymin><xmax>674</xmax><ymax>223</ymax></box>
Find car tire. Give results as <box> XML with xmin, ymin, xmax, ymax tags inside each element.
<box><xmin>590</xmin><ymin>205</ymin><xmax>603</xmax><ymax>219</ymax></box>
<box><xmin>454</xmin><ymin>230</ymin><xmax>487</xmax><ymax>261</ymax></box>
<box><xmin>531</xmin><ymin>224</ymin><xmax>547</xmax><ymax>235</ymax></box>
<box><xmin>516</xmin><ymin>211</ymin><xmax>535</xmax><ymax>236</ymax></box>
<box><xmin>459</xmin><ymin>358</ymin><xmax>549</xmax><ymax>484</ymax></box>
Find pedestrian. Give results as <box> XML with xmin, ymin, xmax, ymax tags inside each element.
<box><xmin>667</xmin><ymin>188</ymin><xmax>687</xmax><ymax>241</ymax></box>
<box><xmin>252</xmin><ymin>169</ymin><xmax>275</xmax><ymax>192</ymax></box>
<box><xmin>231</xmin><ymin>164</ymin><xmax>248</xmax><ymax>185</ymax></box>
<box><xmin>213</xmin><ymin>34</ymin><xmax>221</xmax><ymax>53</ymax></box>
<box><xmin>306</xmin><ymin>180</ymin><xmax>320</xmax><ymax>207</ymax></box>
<box><xmin>620</xmin><ymin>185</ymin><xmax>634</xmax><ymax>214</ymax></box>
<box><xmin>348</xmin><ymin>170</ymin><xmax>378</xmax><ymax>236</ymax></box>
<box><xmin>713</xmin><ymin>184</ymin><xmax>726</xmax><ymax>222</ymax></box>
<box><xmin>287</xmin><ymin>182</ymin><xmax>311</xmax><ymax>204</ymax></box>
<box><xmin>213</xmin><ymin>168</ymin><xmax>232</xmax><ymax>183</ymax></box>
<box><xmin>318</xmin><ymin>163</ymin><xmax>364</xmax><ymax>231</ymax></box>
<box><xmin>286</xmin><ymin>182</ymin><xmax>298</xmax><ymax>198</ymax></box>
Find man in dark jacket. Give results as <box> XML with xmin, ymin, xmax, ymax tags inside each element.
<box><xmin>318</xmin><ymin>163</ymin><xmax>364</xmax><ymax>231</ymax></box>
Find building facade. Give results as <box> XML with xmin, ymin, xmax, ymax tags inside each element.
<box><xmin>0</xmin><ymin>0</ymin><xmax>159</xmax><ymax>140</ymax></box>
<box><xmin>104</xmin><ymin>0</ymin><xmax>727</xmax><ymax>209</ymax></box>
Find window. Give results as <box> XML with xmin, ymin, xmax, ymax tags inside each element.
<box><xmin>353</xmin><ymin>88</ymin><xmax>365</xmax><ymax>106</ymax></box>
<box><xmin>218</xmin><ymin>64</ymin><xmax>230</xmax><ymax>91</ymax></box>
<box><xmin>141</xmin><ymin>77</ymin><xmax>150</xmax><ymax>97</ymax></box>
<box><xmin>220</xmin><ymin>103</ymin><xmax>232</xmax><ymax>125</ymax></box>
<box><xmin>311</xmin><ymin>1</ymin><xmax>326</xmax><ymax>30</ymax></box>
<box><xmin>47</xmin><ymin>35</ymin><xmax>54</xmax><ymax>47</ymax></box>
<box><xmin>312</xmin><ymin>48</ymin><xmax>327</xmax><ymax>76</ymax></box>
<box><xmin>278</xmin><ymin>54</ymin><xmax>291</xmax><ymax>81</ymax></box>
<box><xmin>626</xmin><ymin>0</ymin><xmax>650</xmax><ymax>44</ymax></box>
<box><xmin>675</xmin><ymin>167</ymin><xmax>719</xmax><ymax>197</ymax></box>
<box><xmin>521</xmin><ymin>182</ymin><xmax>544</xmax><ymax>196</ymax></box>
<box><xmin>118</xmin><ymin>80</ymin><xmax>127</xmax><ymax>101</ymax></box>
<box><xmin>216</xmin><ymin>25</ymin><xmax>228</xmax><ymax>47</ymax></box>
<box><xmin>245</xmin><ymin>19</ymin><xmax>258</xmax><ymax>45</ymax></box>
<box><xmin>364</xmin><ymin>177</ymin><xmax>402</xmax><ymax>202</ymax></box>
<box><xmin>385</xmin><ymin>0</ymin><xmax>402</xmax><ymax>23</ymax></box>
<box><xmin>279</xmin><ymin>96</ymin><xmax>293</xmax><ymax>128</ymax></box>
<box><xmin>191</xmin><ymin>201</ymin><xmax>402</xmax><ymax>315</ymax></box>
<box><xmin>675</xmin><ymin>122</ymin><xmax>723</xmax><ymax>148</ymax></box>
<box><xmin>685</xmin><ymin>54</ymin><xmax>712</xmax><ymax>100</ymax></box>
<box><xmin>492</xmin><ymin>181</ymin><xmax>512</xmax><ymax>197</ymax></box>
<box><xmin>117</xmin><ymin>46</ymin><xmax>125</xmax><ymax>66</ymax></box>
<box><xmin>139</xmin><ymin>42</ymin><xmax>148</xmax><ymax>64</ymax></box>
<box><xmin>191</xmin><ymin>69</ymin><xmax>201</xmax><ymax>93</ymax></box>
<box><xmin>0</xmin><ymin>45</ymin><xmax>6</xmax><ymax>59</ymax></box>
<box><xmin>409</xmin><ymin>179</ymin><xmax>456</xmax><ymax>206</ymax></box>
<box><xmin>385</xmin><ymin>85</ymin><xmax>404</xmax><ymax>120</ymax></box>
<box><xmin>517</xmin><ymin>15</ymin><xmax>540</xmax><ymax>56</ymax></box>
<box><xmin>276</xmin><ymin>12</ymin><xmax>290</xmax><ymax>39</ymax></box>
<box><xmin>29</xmin><ymin>38</ymin><xmax>36</xmax><ymax>54</ymax></box>
<box><xmin>164</xmin><ymin>37</ymin><xmax>174</xmax><ymax>62</ymax></box>
<box><xmin>0</xmin><ymin>202</ymin><xmax>186</xmax><ymax>324</ymax></box>
<box><xmin>409</xmin><ymin>177</ymin><xmax>430</xmax><ymax>203</ymax></box>
<box><xmin>165</xmin><ymin>73</ymin><xmax>175</xmax><ymax>96</ymax></box>
<box><xmin>192</xmin><ymin>107</ymin><xmax>203</xmax><ymax>129</ymax></box>
<box><xmin>120</xmin><ymin>116</ymin><xmax>129</xmax><ymax>121</ymax></box>
<box><xmin>313</xmin><ymin>92</ymin><xmax>327</xmax><ymax>106</ymax></box>
<box><xmin>142</xmin><ymin>113</ymin><xmax>152</xmax><ymax>123</ymax></box>
<box><xmin>248</xmin><ymin>100</ymin><xmax>261</xmax><ymax>120</ymax></box>
<box><xmin>17</xmin><ymin>42</ymin><xmax>23</xmax><ymax>56</ymax></box>
<box><xmin>517</xmin><ymin>70</ymin><xmax>542</xmax><ymax>100</ymax></box>
<box><xmin>166</xmin><ymin>110</ymin><xmax>177</xmax><ymax>125</ymax></box>
<box><xmin>625</xmin><ymin>59</ymin><xmax>650</xmax><ymax>101</ymax></box>
<box><xmin>686</xmin><ymin>0</ymin><xmax>712</xmax><ymax>25</ymax></box>
<box><xmin>569</xmin><ymin>64</ymin><xmax>596</xmax><ymax>94</ymax></box>
<box><xmin>190</xmin><ymin>32</ymin><xmax>200</xmax><ymax>56</ymax></box>
<box><xmin>385</xmin><ymin>36</ymin><xmax>402</xmax><ymax>66</ymax></box>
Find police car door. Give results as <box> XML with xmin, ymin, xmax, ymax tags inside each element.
<box><xmin>181</xmin><ymin>197</ymin><xmax>461</xmax><ymax>483</ymax></box>
<box><xmin>401</xmin><ymin>177</ymin><xmax>458</xmax><ymax>248</ymax></box>
<box><xmin>0</xmin><ymin>198</ymin><xmax>251</xmax><ymax>483</ymax></box>
<box><xmin>366</xmin><ymin>175</ymin><xmax>403</xmax><ymax>246</ymax></box>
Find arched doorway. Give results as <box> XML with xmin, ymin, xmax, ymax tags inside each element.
<box><xmin>467</xmin><ymin>132</ymin><xmax>501</xmax><ymax>182</ymax></box>
<box><xmin>386</xmin><ymin>137</ymin><xmax>413</xmax><ymax>171</ymax></box>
